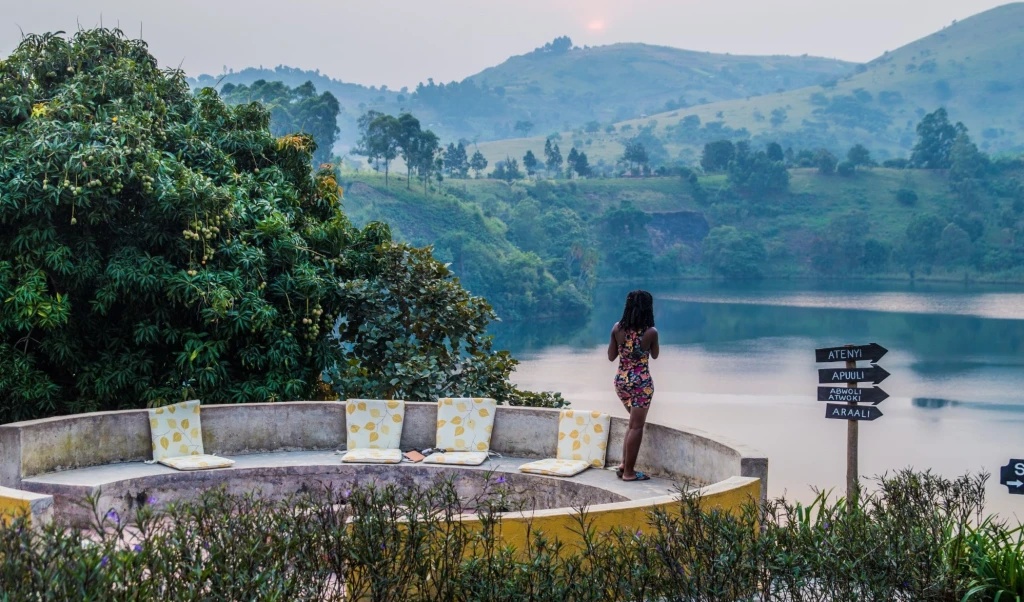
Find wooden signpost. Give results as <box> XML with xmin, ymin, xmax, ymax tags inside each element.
<box><xmin>815</xmin><ymin>342</ymin><xmax>890</xmax><ymax>503</ymax></box>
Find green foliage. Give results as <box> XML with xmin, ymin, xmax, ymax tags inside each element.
<box><xmin>896</xmin><ymin>187</ymin><xmax>919</xmax><ymax>205</ymax></box>
<box><xmin>469</xmin><ymin>150</ymin><xmax>488</xmax><ymax>177</ymax></box>
<box><xmin>621</xmin><ymin>138</ymin><xmax>649</xmax><ymax>172</ymax></box>
<box><xmin>904</xmin><ymin>213</ymin><xmax>949</xmax><ymax>268</ymax></box>
<box><xmin>0</xmin><ymin>30</ymin><xmax>556</xmax><ymax>422</ymax></box>
<box><xmin>220</xmin><ymin>79</ymin><xmax>340</xmax><ymax>167</ymax></box>
<box><xmin>702</xmin><ymin>226</ymin><xmax>766</xmax><ymax>278</ymax></box>
<box><xmin>489</xmin><ymin>156</ymin><xmax>524</xmax><ymax>182</ymax></box>
<box><xmin>912</xmin><ymin>108</ymin><xmax>966</xmax><ymax>169</ymax></box>
<box><xmin>837</xmin><ymin>160</ymin><xmax>857</xmax><ymax>176</ymax></box>
<box><xmin>701</xmin><ymin>139</ymin><xmax>735</xmax><ymax>172</ymax></box>
<box><xmin>522</xmin><ymin>149</ymin><xmax>539</xmax><ymax>175</ymax></box>
<box><xmin>816</xmin><ymin>148</ymin><xmax>839</xmax><ymax>174</ymax></box>
<box><xmin>543</xmin><ymin>138</ymin><xmax>563</xmax><ymax>174</ymax></box>
<box><xmin>847</xmin><ymin>143</ymin><xmax>873</xmax><ymax>166</ymax></box>
<box><xmin>3</xmin><ymin>469</ymin><xmax>1016</xmax><ymax>600</ymax></box>
<box><xmin>726</xmin><ymin>141</ymin><xmax>790</xmax><ymax>194</ymax></box>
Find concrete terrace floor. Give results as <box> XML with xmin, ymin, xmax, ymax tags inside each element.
<box><xmin>23</xmin><ymin>450</ymin><xmax>682</xmax><ymax>506</ymax></box>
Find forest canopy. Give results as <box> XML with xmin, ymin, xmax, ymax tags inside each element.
<box><xmin>0</xmin><ymin>29</ymin><xmax>561</xmax><ymax>422</ymax></box>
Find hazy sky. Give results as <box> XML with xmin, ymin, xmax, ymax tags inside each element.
<box><xmin>3</xmin><ymin>1</ymin><xmax>1009</xmax><ymax>89</ymax></box>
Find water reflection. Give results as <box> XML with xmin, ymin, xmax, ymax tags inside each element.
<box><xmin>497</xmin><ymin>280</ymin><xmax>1024</xmax><ymax>521</ymax></box>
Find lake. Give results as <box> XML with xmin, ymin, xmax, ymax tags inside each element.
<box><xmin>491</xmin><ymin>280</ymin><xmax>1024</xmax><ymax>521</ymax></box>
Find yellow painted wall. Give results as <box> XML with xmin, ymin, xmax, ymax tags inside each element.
<box><xmin>0</xmin><ymin>494</ymin><xmax>32</xmax><ymax>526</ymax></box>
<box><xmin>470</xmin><ymin>477</ymin><xmax>761</xmax><ymax>554</ymax></box>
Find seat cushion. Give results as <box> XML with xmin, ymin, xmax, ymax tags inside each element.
<box><xmin>519</xmin><ymin>458</ymin><xmax>590</xmax><ymax>477</ymax></box>
<box><xmin>159</xmin><ymin>454</ymin><xmax>235</xmax><ymax>471</ymax></box>
<box><xmin>148</xmin><ymin>400</ymin><xmax>205</xmax><ymax>461</ymax></box>
<box><xmin>435</xmin><ymin>398</ymin><xmax>497</xmax><ymax>452</ymax></box>
<box><xmin>341</xmin><ymin>448</ymin><xmax>403</xmax><ymax>464</ymax></box>
<box><xmin>346</xmin><ymin>399</ymin><xmax>405</xmax><ymax>450</ymax></box>
<box><xmin>421</xmin><ymin>451</ymin><xmax>489</xmax><ymax>466</ymax></box>
<box><xmin>556</xmin><ymin>410</ymin><xmax>611</xmax><ymax>468</ymax></box>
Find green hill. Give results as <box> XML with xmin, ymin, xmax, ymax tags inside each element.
<box><xmin>191</xmin><ymin>41</ymin><xmax>852</xmax><ymax>152</ymax></box>
<box><xmin>478</xmin><ymin>3</ymin><xmax>1024</xmax><ymax>168</ymax></box>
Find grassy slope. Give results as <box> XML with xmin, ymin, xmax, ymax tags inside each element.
<box><xmin>468</xmin><ymin>43</ymin><xmax>854</xmax><ymax>125</ymax></box>
<box><xmin>346</xmin><ymin>167</ymin><xmax>1022</xmax><ymax>283</ymax></box>
<box><xmin>479</xmin><ymin>3</ymin><xmax>1024</xmax><ymax>167</ymax></box>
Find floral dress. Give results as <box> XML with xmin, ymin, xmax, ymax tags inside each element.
<box><xmin>614</xmin><ymin>327</ymin><xmax>654</xmax><ymax>408</ymax></box>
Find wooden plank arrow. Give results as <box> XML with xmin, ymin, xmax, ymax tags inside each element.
<box><xmin>817</xmin><ymin>386</ymin><xmax>889</xmax><ymax>405</ymax></box>
<box><xmin>815</xmin><ymin>343</ymin><xmax>888</xmax><ymax>363</ymax></box>
<box><xmin>825</xmin><ymin>403</ymin><xmax>883</xmax><ymax>421</ymax></box>
<box><xmin>817</xmin><ymin>365</ymin><xmax>890</xmax><ymax>384</ymax></box>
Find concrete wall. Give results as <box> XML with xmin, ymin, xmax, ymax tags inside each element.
<box><xmin>1</xmin><ymin>401</ymin><xmax>767</xmax><ymax>494</ymax></box>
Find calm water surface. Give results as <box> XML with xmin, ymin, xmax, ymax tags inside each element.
<box><xmin>491</xmin><ymin>281</ymin><xmax>1024</xmax><ymax>521</ymax></box>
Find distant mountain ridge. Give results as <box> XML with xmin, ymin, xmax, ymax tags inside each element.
<box><xmin>478</xmin><ymin>2</ymin><xmax>1024</xmax><ymax>166</ymax></box>
<box><xmin>188</xmin><ymin>41</ymin><xmax>855</xmax><ymax>152</ymax></box>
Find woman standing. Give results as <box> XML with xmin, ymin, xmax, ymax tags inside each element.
<box><xmin>607</xmin><ymin>290</ymin><xmax>659</xmax><ymax>482</ymax></box>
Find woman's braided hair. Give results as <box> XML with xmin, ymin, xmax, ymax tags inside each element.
<box><xmin>619</xmin><ymin>290</ymin><xmax>655</xmax><ymax>331</ymax></box>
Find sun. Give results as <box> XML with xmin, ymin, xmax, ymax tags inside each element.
<box><xmin>587</xmin><ymin>19</ymin><xmax>606</xmax><ymax>33</ymax></box>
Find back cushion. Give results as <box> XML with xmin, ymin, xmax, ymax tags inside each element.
<box><xmin>346</xmin><ymin>400</ymin><xmax>405</xmax><ymax>450</ymax></box>
<box><xmin>556</xmin><ymin>410</ymin><xmax>610</xmax><ymax>468</ymax></box>
<box><xmin>149</xmin><ymin>400</ymin><xmax>204</xmax><ymax>461</ymax></box>
<box><xmin>435</xmin><ymin>398</ymin><xmax>497</xmax><ymax>452</ymax></box>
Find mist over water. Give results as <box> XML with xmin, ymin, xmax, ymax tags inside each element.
<box><xmin>493</xmin><ymin>280</ymin><xmax>1024</xmax><ymax>521</ymax></box>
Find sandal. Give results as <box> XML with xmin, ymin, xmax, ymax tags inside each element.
<box><xmin>622</xmin><ymin>471</ymin><xmax>651</xmax><ymax>482</ymax></box>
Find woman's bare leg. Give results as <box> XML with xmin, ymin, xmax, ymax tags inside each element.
<box><xmin>622</xmin><ymin>405</ymin><xmax>650</xmax><ymax>480</ymax></box>
<box><xmin>618</xmin><ymin>406</ymin><xmax>631</xmax><ymax>471</ymax></box>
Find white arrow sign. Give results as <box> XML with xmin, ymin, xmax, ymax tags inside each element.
<box><xmin>1008</xmin><ymin>480</ymin><xmax>1024</xmax><ymax>488</ymax></box>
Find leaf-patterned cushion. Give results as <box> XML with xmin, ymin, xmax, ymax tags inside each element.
<box><xmin>346</xmin><ymin>399</ymin><xmax>405</xmax><ymax>450</ymax></box>
<box><xmin>518</xmin><ymin>458</ymin><xmax>590</xmax><ymax>477</ymax></box>
<box><xmin>341</xmin><ymin>449</ymin><xmax>403</xmax><ymax>464</ymax></box>
<box><xmin>556</xmin><ymin>410</ymin><xmax>610</xmax><ymax>468</ymax></box>
<box><xmin>421</xmin><ymin>451</ymin><xmax>489</xmax><ymax>466</ymax></box>
<box><xmin>160</xmin><ymin>454</ymin><xmax>235</xmax><ymax>471</ymax></box>
<box><xmin>148</xmin><ymin>400</ymin><xmax>205</xmax><ymax>461</ymax></box>
<box><xmin>434</xmin><ymin>398</ymin><xmax>496</xmax><ymax>452</ymax></box>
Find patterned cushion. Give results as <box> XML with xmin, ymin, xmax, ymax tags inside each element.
<box><xmin>435</xmin><ymin>398</ymin><xmax>497</xmax><ymax>452</ymax></box>
<box><xmin>556</xmin><ymin>410</ymin><xmax>610</xmax><ymax>468</ymax></box>
<box><xmin>160</xmin><ymin>454</ymin><xmax>235</xmax><ymax>471</ymax></box>
<box><xmin>148</xmin><ymin>400</ymin><xmax>206</xmax><ymax>461</ymax></box>
<box><xmin>421</xmin><ymin>451</ymin><xmax>489</xmax><ymax>466</ymax></box>
<box><xmin>341</xmin><ymin>449</ymin><xmax>403</xmax><ymax>464</ymax></box>
<box><xmin>346</xmin><ymin>399</ymin><xmax>405</xmax><ymax>449</ymax></box>
<box><xmin>519</xmin><ymin>458</ymin><xmax>590</xmax><ymax>477</ymax></box>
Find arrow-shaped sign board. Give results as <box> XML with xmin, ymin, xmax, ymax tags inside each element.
<box><xmin>818</xmin><ymin>365</ymin><xmax>890</xmax><ymax>385</ymax></box>
<box><xmin>815</xmin><ymin>343</ymin><xmax>888</xmax><ymax>363</ymax></box>
<box><xmin>825</xmin><ymin>403</ymin><xmax>883</xmax><ymax>421</ymax></box>
<box><xmin>1000</xmin><ymin>459</ymin><xmax>1024</xmax><ymax>495</ymax></box>
<box><xmin>817</xmin><ymin>386</ymin><xmax>889</xmax><ymax>405</ymax></box>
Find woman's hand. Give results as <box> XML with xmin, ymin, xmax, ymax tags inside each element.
<box><xmin>607</xmin><ymin>323</ymin><xmax>620</xmax><ymax>361</ymax></box>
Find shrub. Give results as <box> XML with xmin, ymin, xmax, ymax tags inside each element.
<box><xmin>1</xmin><ymin>469</ymin><xmax>1017</xmax><ymax>600</ymax></box>
<box><xmin>896</xmin><ymin>188</ymin><xmax>919</xmax><ymax>206</ymax></box>
<box><xmin>837</xmin><ymin>160</ymin><xmax>857</xmax><ymax>176</ymax></box>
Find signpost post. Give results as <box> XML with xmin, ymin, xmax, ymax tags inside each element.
<box><xmin>815</xmin><ymin>343</ymin><xmax>889</xmax><ymax>504</ymax></box>
<box><xmin>1000</xmin><ymin>459</ymin><xmax>1024</xmax><ymax>495</ymax></box>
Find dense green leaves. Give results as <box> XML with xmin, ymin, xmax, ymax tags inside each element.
<box><xmin>0</xmin><ymin>29</ymin><xmax>559</xmax><ymax>422</ymax></box>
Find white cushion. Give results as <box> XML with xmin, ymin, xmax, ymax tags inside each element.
<box><xmin>159</xmin><ymin>454</ymin><xmax>235</xmax><ymax>471</ymax></box>
<box><xmin>519</xmin><ymin>458</ymin><xmax>590</xmax><ymax>477</ymax></box>
<box><xmin>341</xmin><ymin>449</ymin><xmax>403</xmax><ymax>464</ymax></box>
<box><xmin>556</xmin><ymin>410</ymin><xmax>610</xmax><ymax>468</ymax></box>
<box><xmin>435</xmin><ymin>398</ymin><xmax>496</xmax><ymax>452</ymax></box>
<box><xmin>421</xmin><ymin>451</ymin><xmax>489</xmax><ymax>466</ymax></box>
<box><xmin>346</xmin><ymin>399</ymin><xmax>405</xmax><ymax>449</ymax></box>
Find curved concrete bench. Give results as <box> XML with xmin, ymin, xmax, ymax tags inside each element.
<box><xmin>0</xmin><ymin>402</ymin><xmax>767</xmax><ymax>533</ymax></box>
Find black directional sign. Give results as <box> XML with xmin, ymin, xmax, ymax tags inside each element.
<box><xmin>815</xmin><ymin>343</ymin><xmax>888</xmax><ymax>363</ymax></box>
<box><xmin>825</xmin><ymin>403</ymin><xmax>883</xmax><ymax>421</ymax></box>
<box><xmin>1000</xmin><ymin>459</ymin><xmax>1024</xmax><ymax>495</ymax></box>
<box><xmin>817</xmin><ymin>365</ymin><xmax>890</xmax><ymax>385</ymax></box>
<box><xmin>817</xmin><ymin>386</ymin><xmax>889</xmax><ymax>405</ymax></box>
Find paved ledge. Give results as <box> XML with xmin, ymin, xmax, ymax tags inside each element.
<box><xmin>0</xmin><ymin>485</ymin><xmax>53</xmax><ymax>527</ymax></box>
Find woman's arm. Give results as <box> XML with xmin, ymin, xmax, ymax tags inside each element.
<box><xmin>607</xmin><ymin>323</ymin><xmax>620</xmax><ymax>361</ymax></box>
<box><xmin>645</xmin><ymin>327</ymin><xmax>660</xmax><ymax>359</ymax></box>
